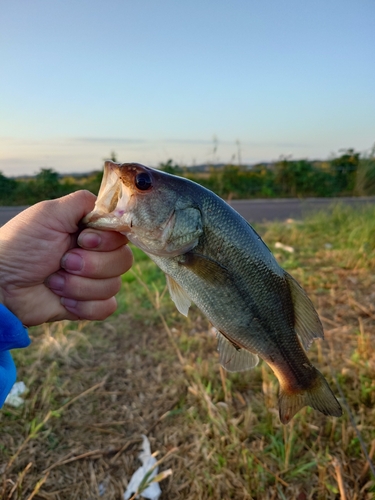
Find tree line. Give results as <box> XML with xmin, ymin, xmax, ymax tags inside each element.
<box><xmin>1</xmin><ymin>149</ymin><xmax>374</xmax><ymax>206</ymax></box>
<box><xmin>0</xmin><ymin>169</ymin><xmax>103</xmax><ymax>206</ymax></box>
<box><xmin>161</xmin><ymin>149</ymin><xmax>375</xmax><ymax>199</ymax></box>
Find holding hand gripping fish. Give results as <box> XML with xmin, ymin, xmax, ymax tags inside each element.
<box><xmin>84</xmin><ymin>161</ymin><xmax>342</xmax><ymax>424</ymax></box>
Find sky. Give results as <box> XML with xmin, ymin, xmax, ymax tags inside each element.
<box><xmin>1</xmin><ymin>0</ymin><xmax>374</xmax><ymax>176</ymax></box>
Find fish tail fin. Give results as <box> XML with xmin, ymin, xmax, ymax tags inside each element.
<box><xmin>278</xmin><ymin>369</ymin><xmax>342</xmax><ymax>424</ymax></box>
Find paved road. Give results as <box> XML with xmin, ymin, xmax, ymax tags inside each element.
<box><xmin>0</xmin><ymin>206</ymin><xmax>29</xmax><ymax>226</ymax></box>
<box><xmin>230</xmin><ymin>196</ymin><xmax>375</xmax><ymax>223</ymax></box>
<box><xmin>1</xmin><ymin>196</ymin><xmax>375</xmax><ymax>226</ymax></box>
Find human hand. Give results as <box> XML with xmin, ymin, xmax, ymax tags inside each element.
<box><xmin>0</xmin><ymin>190</ymin><xmax>132</xmax><ymax>327</ymax></box>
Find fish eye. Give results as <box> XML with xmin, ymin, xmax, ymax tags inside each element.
<box><xmin>135</xmin><ymin>172</ymin><xmax>152</xmax><ymax>191</ymax></box>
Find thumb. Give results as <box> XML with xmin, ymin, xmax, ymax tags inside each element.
<box><xmin>33</xmin><ymin>190</ymin><xmax>97</xmax><ymax>235</ymax></box>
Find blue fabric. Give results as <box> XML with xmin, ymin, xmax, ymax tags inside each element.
<box><xmin>0</xmin><ymin>304</ymin><xmax>31</xmax><ymax>407</ymax></box>
<box><xmin>0</xmin><ymin>351</ymin><xmax>17</xmax><ymax>407</ymax></box>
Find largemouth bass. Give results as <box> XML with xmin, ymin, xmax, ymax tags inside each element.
<box><xmin>83</xmin><ymin>161</ymin><xmax>342</xmax><ymax>424</ymax></box>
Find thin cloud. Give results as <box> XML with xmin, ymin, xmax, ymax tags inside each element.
<box><xmin>163</xmin><ymin>138</ymin><xmax>311</xmax><ymax>149</ymax></box>
<box><xmin>73</xmin><ymin>137</ymin><xmax>147</xmax><ymax>144</ymax></box>
<box><xmin>164</xmin><ymin>138</ymin><xmax>216</xmax><ymax>145</ymax></box>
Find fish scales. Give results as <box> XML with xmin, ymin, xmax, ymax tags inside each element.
<box><xmin>83</xmin><ymin>161</ymin><xmax>342</xmax><ymax>424</ymax></box>
<box><xmin>149</xmin><ymin>191</ymin><xmax>312</xmax><ymax>387</ymax></box>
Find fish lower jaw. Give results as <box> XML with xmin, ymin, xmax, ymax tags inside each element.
<box><xmin>84</xmin><ymin>212</ymin><xmax>131</xmax><ymax>232</ymax></box>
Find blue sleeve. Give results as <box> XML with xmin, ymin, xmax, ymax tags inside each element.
<box><xmin>0</xmin><ymin>304</ymin><xmax>31</xmax><ymax>407</ymax></box>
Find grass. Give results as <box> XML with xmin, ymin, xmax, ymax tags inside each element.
<box><xmin>1</xmin><ymin>204</ymin><xmax>375</xmax><ymax>499</ymax></box>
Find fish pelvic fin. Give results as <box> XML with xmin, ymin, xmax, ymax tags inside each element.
<box><xmin>278</xmin><ymin>369</ymin><xmax>342</xmax><ymax>425</ymax></box>
<box><xmin>285</xmin><ymin>271</ymin><xmax>324</xmax><ymax>350</ymax></box>
<box><xmin>166</xmin><ymin>274</ymin><xmax>191</xmax><ymax>316</ymax></box>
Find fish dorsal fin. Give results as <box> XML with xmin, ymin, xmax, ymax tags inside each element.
<box><xmin>166</xmin><ymin>274</ymin><xmax>191</xmax><ymax>317</ymax></box>
<box><xmin>216</xmin><ymin>330</ymin><xmax>259</xmax><ymax>372</ymax></box>
<box><xmin>285</xmin><ymin>271</ymin><xmax>324</xmax><ymax>350</ymax></box>
<box><xmin>179</xmin><ymin>252</ymin><xmax>230</xmax><ymax>286</ymax></box>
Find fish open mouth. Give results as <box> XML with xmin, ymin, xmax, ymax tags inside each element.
<box><xmin>82</xmin><ymin>162</ymin><xmax>133</xmax><ymax>231</ymax></box>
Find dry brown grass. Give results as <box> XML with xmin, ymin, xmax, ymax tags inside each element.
<box><xmin>1</xmin><ymin>209</ymin><xmax>375</xmax><ymax>499</ymax></box>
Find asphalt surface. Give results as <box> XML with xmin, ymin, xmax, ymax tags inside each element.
<box><xmin>0</xmin><ymin>206</ymin><xmax>29</xmax><ymax>226</ymax></box>
<box><xmin>1</xmin><ymin>197</ymin><xmax>375</xmax><ymax>227</ymax></box>
<box><xmin>230</xmin><ymin>196</ymin><xmax>375</xmax><ymax>223</ymax></box>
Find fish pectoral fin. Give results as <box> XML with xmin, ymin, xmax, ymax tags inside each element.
<box><xmin>278</xmin><ymin>368</ymin><xmax>342</xmax><ymax>424</ymax></box>
<box><xmin>166</xmin><ymin>274</ymin><xmax>191</xmax><ymax>317</ymax></box>
<box><xmin>216</xmin><ymin>331</ymin><xmax>259</xmax><ymax>372</ymax></box>
<box><xmin>179</xmin><ymin>252</ymin><xmax>230</xmax><ymax>286</ymax></box>
<box><xmin>285</xmin><ymin>271</ymin><xmax>324</xmax><ymax>350</ymax></box>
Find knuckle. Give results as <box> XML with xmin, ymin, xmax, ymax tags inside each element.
<box><xmin>88</xmin><ymin>298</ymin><xmax>117</xmax><ymax>320</ymax></box>
<box><xmin>85</xmin><ymin>254</ymin><xmax>102</xmax><ymax>277</ymax></box>
<box><xmin>113</xmin><ymin>276</ymin><xmax>122</xmax><ymax>294</ymax></box>
<box><xmin>71</xmin><ymin>278</ymin><xmax>85</xmax><ymax>298</ymax></box>
<box><xmin>121</xmin><ymin>245</ymin><xmax>133</xmax><ymax>272</ymax></box>
<box><xmin>99</xmin><ymin>278</ymin><xmax>120</xmax><ymax>298</ymax></box>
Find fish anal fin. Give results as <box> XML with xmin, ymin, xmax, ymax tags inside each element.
<box><xmin>179</xmin><ymin>252</ymin><xmax>230</xmax><ymax>286</ymax></box>
<box><xmin>166</xmin><ymin>274</ymin><xmax>191</xmax><ymax>317</ymax></box>
<box><xmin>285</xmin><ymin>271</ymin><xmax>324</xmax><ymax>350</ymax></box>
<box><xmin>216</xmin><ymin>330</ymin><xmax>259</xmax><ymax>372</ymax></box>
<box><xmin>278</xmin><ymin>368</ymin><xmax>342</xmax><ymax>424</ymax></box>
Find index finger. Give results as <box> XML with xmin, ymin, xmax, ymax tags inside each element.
<box><xmin>77</xmin><ymin>229</ymin><xmax>129</xmax><ymax>252</ymax></box>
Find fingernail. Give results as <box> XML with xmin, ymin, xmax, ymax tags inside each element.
<box><xmin>61</xmin><ymin>297</ymin><xmax>78</xmax><ymax>309</ymax></box>
<box><xmin>46</xmin><ymin>273</ymin><xmax>65</xmax><ymax>291</ymax></box>
<box><xmin>61</xmin><ymin>253</ymin><xmax>83</xmax><ymax>272</ymax></box>
<box><xmin>78</xmin><ymin>232</ymin><xmax>101</xmax><ymax>249</ymax></box>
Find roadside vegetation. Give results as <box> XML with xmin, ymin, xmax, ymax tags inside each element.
<box><xmin>1</xmin><ymin>204</ymin><xmax>374</xmax><ymax>499</ymax></box>
<box><xmin>1</xmin><ymin>148</ymin><xmax>375</xmax><ymax>205</ymax></box>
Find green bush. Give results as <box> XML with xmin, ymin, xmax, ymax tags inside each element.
<box><xmin>1</xmin><ymin>149</ymin><xmax>374</xmax><ymax>206</ymax></box>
